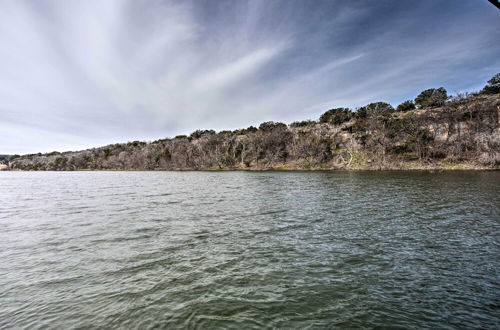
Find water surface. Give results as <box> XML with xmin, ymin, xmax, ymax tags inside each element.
<box><xmin>1</xmin><ymin>171</ymin><xmax>499</xmax><ymax>329</ymax></box>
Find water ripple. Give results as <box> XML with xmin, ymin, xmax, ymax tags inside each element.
<box><xmin>0</xmin><ymin>171</ymin><xmax>499</xmax><ymax>329</ymax></box>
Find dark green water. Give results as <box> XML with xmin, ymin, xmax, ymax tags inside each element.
<box><xmin>1</xmin><ymin>171</ymin><xmax>499</xmax><ymax>329</ymax></box>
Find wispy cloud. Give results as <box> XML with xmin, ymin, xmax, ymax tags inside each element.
<box><xmin>0</xmin><ymin>0</ymin><xmax>499</xmax><ymax>154</ymax></box>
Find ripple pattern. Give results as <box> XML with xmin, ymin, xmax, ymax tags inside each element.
<box><xmin>0</xmin><ymin>171</ymin><xmax>499</xmax><ymax>329</ymax></box>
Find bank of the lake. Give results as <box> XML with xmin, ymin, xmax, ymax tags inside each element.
<box><xmin>5</xmin><ymin>93</ymin><xmax>500</xmax><ymax>171</ymax></box>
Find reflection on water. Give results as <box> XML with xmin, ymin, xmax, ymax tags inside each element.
<box><xmin>0</xmin><ymin>171</ymin><xmax>499</xmax><ymax>328</ymax></box>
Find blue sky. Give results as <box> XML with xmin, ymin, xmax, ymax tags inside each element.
<box><xmin>1</xmin><ymin>0</ymin><xmax>499</xmax><ymax>154</ymax></box>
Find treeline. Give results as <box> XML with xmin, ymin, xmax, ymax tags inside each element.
<box><xmin>6</xmin><ymin>74</ymin><xmax>500</xmax><ymax>170</ymax></box>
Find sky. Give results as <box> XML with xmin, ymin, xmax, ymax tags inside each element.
<box><xmin>0</xmin><ymin>0</ymin><xmax>499</xmax><ymax>154</ymax></box>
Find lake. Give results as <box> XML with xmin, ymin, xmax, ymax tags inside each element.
<box><xmin>0</xmin><ymin>171</ymin><xmax>499</xmax><ymax>329</ymax></box>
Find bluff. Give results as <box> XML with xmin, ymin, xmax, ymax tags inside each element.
<box><xmin>6</xmin><ymin>93</ymin><xmax>500</xmax><ymax>171</ymax></box>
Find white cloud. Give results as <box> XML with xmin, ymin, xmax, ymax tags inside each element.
<box><xmin>0</xmin><ymin>0</ymin><xmax>498</xmax><ymax>154</ymax></box>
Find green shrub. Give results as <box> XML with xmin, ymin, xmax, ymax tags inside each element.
<box><xmin>356</xmin><ymin>102</ymin><xmax>394</xmax><ymax>118</ymax></box>
<box><xmin>415</xmin><ymin>87</ymin><xmax>447</xmax><ymax>108</ymax></box>
<box><xmin>319</xmin><ymin>108</ymin><xmax>352</xmax><ymax>125</ymax></box>
<box><xmin>234</xmin><ymin>126</ymin><xmax>258</xmax><ymax>135</ymax></box>
<box><xmin>190</xmin><ymin>130</ymin><xmax>216</xmax><ymax>139</ymax></box>
<box><xmin>290</xmin><ymin>120</ymin><xmax>316</xmax><ymax>127</ymax></box>
<box><xmin>258</xmin><ymin>121</ymin><xmax>287</xmax><ymax>132</ymax></box>
<box><xmin>482</xmin><ymin>73</ymin><xmax>500</xmax><ymax>94</ymax></box>
<box><xmin>129</xmin><ymin>140</ymin><xmax>146</xmax><ymax>147</ymax></box>
<box><xmin>396</xmin><ymin>100</ymin><xmax>416</xmax><ymax>112</ymax></box>
<box><xmin>103</xmin><ymin>148</ymin><xmax>112</xmax><ymax>158</ymax></box>
<box><xmin>54</xmin><ymin>157</ymin><xmax>67</xmax><ymax>168</ymax></box>
<box><xmin>153</xmin><ymin>150</ymin><xmax>171</xmax><ymax>163</ymax></box>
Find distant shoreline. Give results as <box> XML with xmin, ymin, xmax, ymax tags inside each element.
<box><xmin>3</xmin><ymin>165</ymin><xmax>499</xmax><ymax>172</ymax></box>
<box><xmin>5</xmin><ymin>91</ymin><xmax>500</xmax><ymax>172</ymax></box>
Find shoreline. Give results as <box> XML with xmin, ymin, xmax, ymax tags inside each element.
<box><xmin>2</xmin><ymin>164</ymin><xmax>499</xmax><ymax>172</ymax></box>
<box><xmin>6</xmin><ymin>94</ymin><xmax>499</xmax><ymax>172</ymax></box>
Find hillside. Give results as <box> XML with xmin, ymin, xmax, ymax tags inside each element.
<box><xmin>5</xmin><ymin>92</ymin><xmax>500</xmax><ymax>171</ymax></box>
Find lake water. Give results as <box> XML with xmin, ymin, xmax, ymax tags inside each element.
<box><xmin>0</xmin><ymin>171</ymin><xmax>499</xmax><ymax>329</ymax></box>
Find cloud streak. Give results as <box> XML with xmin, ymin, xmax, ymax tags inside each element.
<box><xmin>0</xmin><ymin>0</ymin><xmax>499</xmax><ymax>154</ymax></box>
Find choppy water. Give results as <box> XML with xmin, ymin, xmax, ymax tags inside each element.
<box><xmin>0</xmin><ymin>171</ymin><xmax>499</xmax><ymax>329</ymax></box>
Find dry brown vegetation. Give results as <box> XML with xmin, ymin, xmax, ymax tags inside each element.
<box><xmin>6</xmin><ymin>91</ymin><xmax>500</xmax><ymax>171</ymax></box>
